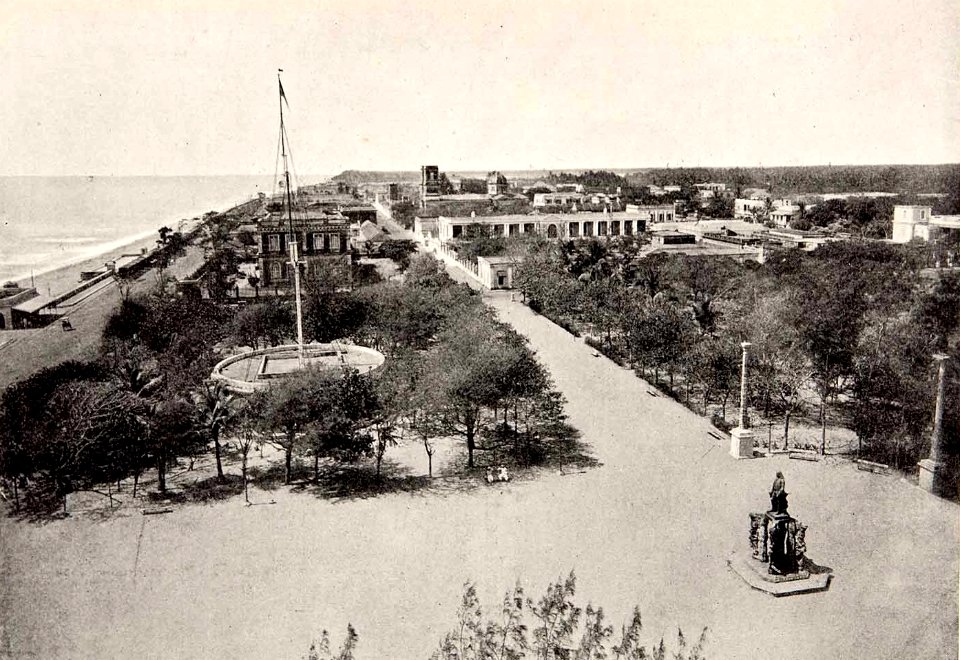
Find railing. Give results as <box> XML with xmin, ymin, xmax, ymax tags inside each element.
<box><xmin>432</xmin><ymin>242</ymin><xmax>485</xmax><ymax>285</ymax></box>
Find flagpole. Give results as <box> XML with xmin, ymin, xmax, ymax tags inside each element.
<box><xmin>278</xmin><ymin>69</ymin><xmax>305</xmax><ymax>367</ymax></box>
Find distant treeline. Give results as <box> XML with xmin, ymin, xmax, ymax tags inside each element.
<box><xmin>332</xmin><ymin>163</ymin><xmax>960</xmax><ymax>212</ymax></box>
<box><xmin>625</xmin><ymin>163</ymin><xmax>960</xmax><ymax>196</ymax></box>
<box><xmin>332</xmin><ymin>170</ymin><xmax>420</xmax><ymax>185</ymax></box>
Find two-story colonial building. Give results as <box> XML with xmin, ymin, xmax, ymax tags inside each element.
<box><xmin>257</xmin><ymin>206</ymin><xmax>351</xmax><ymax>288</ymax></box>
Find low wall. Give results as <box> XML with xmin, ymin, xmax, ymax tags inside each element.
<box><xmin>431</xmin><ymin>242</ymin><xmax>487</xmax><ymax>288</ymax></box>
<box><xmin>210</xmin><ymin>342</ymin><xmax>386</xmax><ymax>393</ymax></box>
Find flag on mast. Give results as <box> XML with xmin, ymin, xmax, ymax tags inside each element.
<box><xmin>278</xmin><ymin>69</ymin><xmax>289</xmax><ymax>107</ymax></box>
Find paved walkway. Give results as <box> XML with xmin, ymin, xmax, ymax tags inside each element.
<box><xmin>1</xmin><ymin>273</ymin><xmax>956</xmax><ymax>659</ymax></box>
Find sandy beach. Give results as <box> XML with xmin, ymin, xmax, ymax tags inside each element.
<box><xmin>6</xmin><ymin>217</ymin><xmax>211</xmax><ymax>300</ymax></box>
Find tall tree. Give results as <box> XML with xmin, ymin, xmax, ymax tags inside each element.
<box><xmin>192</xmin><ymin>381</ymin><xmax>238</xmax><ymax>483</ymax></box>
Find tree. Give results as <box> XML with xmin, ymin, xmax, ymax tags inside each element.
<box><xmin>432</xmin><ymin>574</ymin><xmax>707</xmax><ymax>660</ymax></box>
<box><xmin>303</xmin><ymin>287</ymin><xmax>368</xmax><ymax>343</ymax></box>
<box><xmin>850</xmin><ymin>315</ymin><xmax>936</xmax><ymax>466</ymax></box>
<box><xmin>32</xmin><ymin>381</ymin><xmax>143</xmax><ymax>511</ymax></box>
<box><xmin>380</xmin><ymin>239</ymin><xmax>418</xmax><ymax>272</ymax></box>
<box><xmin>230</xmin><ymin>298</ymin><xmax>294</xmax><ymax>348</ymax></box>
<box><xmin>687</xmin><ymin>336</ymin><xmax>740</xmax><ymax>420</ymax></box>
<box><xmin>704</xmin><ymin>194</ymin><xmax>733</xmax><ymax>219</ymax></box>
<box><xmin>155</xmin><ymin>226</ymin><xmax>186</xmax><ymax>281</ymax></box>
<box><xmin>203</xmin><ymin>220</ymin><xmax>241</xmax><ymax>300</ymax></box>
<box><xmin>805</xmin><ymin>198</ymin><xmax>846</xmax><ymax>227</ymax></box>
<box><xmin>913</xmin><ymin>271</ymin><xmax>960</xmax><ymax>350</ymax></box>
<box><xmin>146</xmin><ymin>397</ymin><xmax>202</xmax><ymax>493</ymax></box>
<box><xmin>259</xmin><ymin>374</ymin><xmax>321</xmax><ymax>484</ymax></box>
<box><xmin>424</xmin><ymin>315</ymin><xmax>520</xmax><ymax>468</ymax></box>
<box><xmin>746</xmin><ymin>292</ymin><xmax>812</xmax><ymax>449</ymax></box>
<box><xmin>192</xmin><ymin>381</ymin><xmax>238</xmax><ymax>483</ymax></box>
<box><xmin>406</xmin><ymin>253</ymin><xmax>454</xmax><ymax>289</ymax></box>
<box><xmin>234</xmin><ymin>396</ymin><xmax>263</xmax><ymax>504</ymax></box>
<box><xmin>303</xmin><ymin>368</ymin><xmax>377</xmax><ymax>481</ymax></box>
<box><xmin>304</xmin><ymin>624</ymin><xmax>359</xmax><ymax>660</ymax></box>
<box><xmin>530</xmin><ymin>571</ymin><xmax>581</xmax><ymax>660</ymax></box>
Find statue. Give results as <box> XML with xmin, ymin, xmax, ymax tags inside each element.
<box><xmin>769</xmin><ymin>471</ymin><xmax>788</xmax><ymax>514</ymax></box>
<box><xmin>794</xmin><ymin>523</ymin><xmax>807</xmax><ymax>564</ymax></box>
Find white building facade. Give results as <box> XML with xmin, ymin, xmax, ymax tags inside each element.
<box><xmin>891</xmin><ymin>205</ymin><xmax>960</xmax><ymax>243</ymax></box>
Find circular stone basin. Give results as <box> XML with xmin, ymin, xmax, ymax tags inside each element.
<box><xmin>211</xmin><ymin>342</ymin><xmax>385</xmax><ymax>393</ymax></box>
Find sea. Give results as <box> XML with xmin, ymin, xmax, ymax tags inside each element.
<box><xmin>0</xmin><ymin>175</ymin><xmax>297</xmax><ymax>286</ymax></box>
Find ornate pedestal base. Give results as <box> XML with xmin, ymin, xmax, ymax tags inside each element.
<box><xmin>918</xmin><ymin>458</ymin><xmax>947</xmax><ymax>495</ymax></box>
<box><xmin>729</xmin><ymin>427</ymin><xmax>755</xmax><ymax>459</ymax></box>
<box><xmin>735</xmin><ymin>510</ymin><xmax>831</xmax><ymax>596</ymax></box>
<box><xmin>728</xmin><ymin>551</ymin><xmax>832</xmax><ymax>596</ymax></box>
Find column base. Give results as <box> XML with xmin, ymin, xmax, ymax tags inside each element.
<box><xmin>730</xmin><ymin>427</ymin><xmax>756</xmax><ymax>459</ymax></box>
<box><xmin>918</xmin><ymin>458</ymin><xmax>947</xmax><ymax>495</ymax></box>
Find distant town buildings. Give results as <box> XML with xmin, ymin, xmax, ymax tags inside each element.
<box><xmin>486</xmin><ymin>171</ymin><xmax>509</xmax><ymax>196</ymax></box>
<box><xmin>417</xmin><ymin>165</ymin><xmax>530</xmax><ymax>216</ymax></box>
<box><xmin>734</xmin><ymin>198</ymin><xmax>767</xmax><ymax>218</ymax></box>
<box><xmin>533</xmin><ymin>192</ymin><xmax>585</xmax><ymax>208</ymax></box>
<box><xmin>891</xmin><ymin>205</ymin><xmax>960</xmax><ymax>243</ymax></box>
<box><xmin>770</xmin><ymin>204</ymin><xmax>802</xmax><ymax>228</ymax></box>
<box><xmin>420</xmin><ymin>165</ymin><xmax>442</xmax><ymax>202</ymax></box>
<box><xmin>416</xmin><ymin>209</ymin><xmax>664</xmax><ymax>243</ymax></box>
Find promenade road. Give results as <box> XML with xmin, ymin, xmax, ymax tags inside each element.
<box><xmin>0</xmin><ymin>245</ymin><xmax>205</xmax><ymax>390</ymax></box>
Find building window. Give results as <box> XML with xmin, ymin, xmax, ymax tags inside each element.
<box><xmin>268</xmin><ymin>234</ymin><xmax>280</xmax><ymax>252</ymax></box>
<box><xmin>270</xmin><ymin>261</ymin><xmax>283</xmax><ymax>281</ymax></box>
<box><xmin>330</xmin><ymin>234</ymin><xmax>341</xmax><ymax>252</ymax></box>
<box><xmin>313</xmin><ymin>233</ymin><xmax>325</xmax><ymax>252</ymax></box>
<box><xmin>452</xmin><ymin>225</ymin><xmax>463</xmax><ymax>239</ymax></box>
<box><xmin>624</xmin><ymin>221</ymin><xmax>633</xmax><ymax>235</ymax></box>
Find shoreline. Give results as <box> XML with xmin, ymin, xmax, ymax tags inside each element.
<box><xmin>7</xmin><ymin>192</ymin><xmax>260</xmax><ymax>299</ymax></box>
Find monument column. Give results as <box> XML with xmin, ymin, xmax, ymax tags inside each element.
<box><xmin>919</xmin><ymin>354</ymin><xmax>950</xmax><ymax>495</ymax></box>
<box><xmin>730</xmin><ymin>342</ymin><xmax>756</xmax><ymax>459</ymax></box>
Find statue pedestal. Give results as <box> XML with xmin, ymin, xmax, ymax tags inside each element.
<box><xmin>918</xmin><ymin>458</ymin><xmax>947</xmax><ymax>495</ymax></box>
<box><xmin>729</xmin><ymin>427</ymin><xmax>755</xmax><ymax>459</ymax></box>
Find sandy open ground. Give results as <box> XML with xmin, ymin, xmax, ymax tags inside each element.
<box><xmin>1</xmin><ymin>289</ymin><xmax>957</xmax><ymax>660</ymax></box>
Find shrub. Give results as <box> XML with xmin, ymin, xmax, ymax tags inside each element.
<box><xmin>710</xmin><ymin>413</ymin><xmax>733</xmax><ymax>434</ymax></box>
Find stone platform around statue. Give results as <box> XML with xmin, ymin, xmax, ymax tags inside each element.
<box><xmin>728</xmin><ymin>550</ymin><xmax>833</xmax><ymax>597</ymax></box>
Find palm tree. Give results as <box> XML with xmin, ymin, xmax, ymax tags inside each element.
<box><xmin>193</xmin><ymin>381</ymin><xmax>237</xmax><ymax>483</ymax></box>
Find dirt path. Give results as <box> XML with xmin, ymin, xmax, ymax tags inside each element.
<box><xmin>0</xmin><ymin>290</ymin><xmax>956</xmax><ymax>660</ymax></box>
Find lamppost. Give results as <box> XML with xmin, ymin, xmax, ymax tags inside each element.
<box><xmin>918</xmin><ymin>354</ymin><xmax>950</xmax><ymax>495</ymax></box>
<box><xmin>730</xmin><ymin>341</ymin><xmax>756</xmax><ymax>459</ymax></box>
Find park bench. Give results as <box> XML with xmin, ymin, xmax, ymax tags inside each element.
<box><xmin>856</xmin><ymin>459</ymin><xmax>890</xmax><ymax>475</ymax></box>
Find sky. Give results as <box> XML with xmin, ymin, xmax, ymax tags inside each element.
<box><xmin>1</xmin><ymin>0</ymin><xmax>958</xmax><ymax>176</ymax></box>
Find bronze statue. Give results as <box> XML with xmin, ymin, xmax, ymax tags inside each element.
<box><xmin>769</xmin><ymin>471</ymin><xmax>788</xmax><ymax>514</ymax></box>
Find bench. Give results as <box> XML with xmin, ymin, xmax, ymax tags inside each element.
<box><xmin>856</xmin><ymin>459</ymin><xmax>890</xmax><ymax>475</ymax></box>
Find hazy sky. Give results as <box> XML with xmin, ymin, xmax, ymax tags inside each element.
<box><xmin>2</xmin><ymin>0</ymin><xmax>958</xmax><ymax>176</ymax></box>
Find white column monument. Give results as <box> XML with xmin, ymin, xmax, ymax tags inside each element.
<box><xmin>918</xmin><ymin>354</ymin><xmax>950</xmax><ymax>494</ymax></box>
<box><xmin>730</xmin><ymin>342</ymin><xmax>756</xmax><ymax>459</ymax></box>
